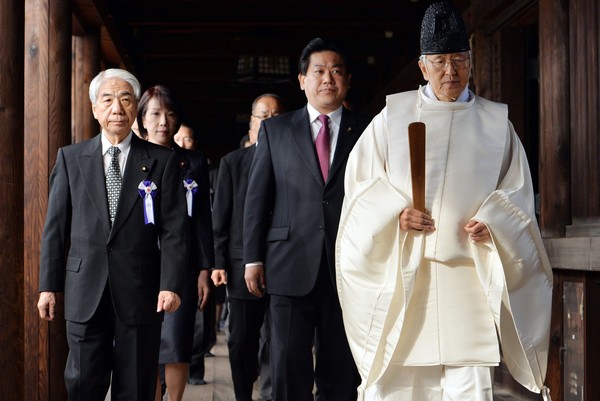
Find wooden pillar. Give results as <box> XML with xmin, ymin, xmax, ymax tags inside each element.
<box><xmin>539</xmin><ymin>0</ymin><xmax>571</xmax><ymax>237</ymax></box>
<box><xmin>470</xmin><ymin>27</ymin><xmax>494</xmax><ymax>100</ymax></box>
<box><xmin>72</xmin><ymin>32</ymin><xmax>100</xmax><ymax>143</ymax></box>
<box><xmin>24</xmin><ymin>0</ymin><xmax>71</xmax><ymax>400</ymax></box>
<box><xmin>0</xmin><ymin>0</ymin><xmax>24</xmax><ymax>399</ymax></box>
<box><xmin>568</xmin><ymin>0</ymin><xmax>600</xmax><ymax>228</ymax></box>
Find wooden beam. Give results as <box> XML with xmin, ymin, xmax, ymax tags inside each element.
<box><xmin>545</xmin><ymin>237</ymin><xmax>600</xmax><ymax>271</ymax></box>
<box><xmin>111</xmin><ymin>1</ymin><xmax>430</xmax><ymax>26</ymax></box>
<box><xmin>124</xmin><ymin>33</ymin><xmax>419</xmax><ymax>59</ymax></box>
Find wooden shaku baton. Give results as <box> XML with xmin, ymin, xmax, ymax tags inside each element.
<box><xmin>408</xmin><ymin>122</ymin><xmax>426</xmax><ymax>212</ymax></box>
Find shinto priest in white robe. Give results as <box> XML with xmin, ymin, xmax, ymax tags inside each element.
<box><xmin>336</xmin><ymin>85</ymin><xmax>552</xmax><ymax>400</ymax></box>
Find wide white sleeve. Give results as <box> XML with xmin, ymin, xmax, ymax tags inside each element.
<box><xmin>471</xmin><ymin>122</ymin><xmax>553</xmax><ymax>399</ymax></box>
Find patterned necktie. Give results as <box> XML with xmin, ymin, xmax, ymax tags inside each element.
<box><xmin>106</xmin><ymin>146</ymin><xmax>122</xmax><ymax>223</ymax></box>
<box><xmin>315</xmin><ymin>114</ymin><xmax>331</xmax><ymax>181</ymax></box>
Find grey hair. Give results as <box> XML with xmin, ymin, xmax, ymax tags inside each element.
<box><xmin>88</xmin><ymin>68</ymin><xmax>141</xmax><ymax>104</ymax></box>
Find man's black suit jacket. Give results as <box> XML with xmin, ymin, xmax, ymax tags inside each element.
<box><xmin>212</xmin><ymin>145</ymin><xmax>255</xmax><ymax>299</ymax></box>
<box><xmin>243</xmin><ymin>107</ymin><xmax>368</xmax><ymax>297</ymax></box>
<box><xmin>39</xmin><ymin>133</ymin><xmax>189</xmax><ymax>325</ymax></box>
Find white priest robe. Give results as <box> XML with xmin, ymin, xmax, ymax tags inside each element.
<box><xmin>336</xmin><ymin>87</ymin><xmax>553</xmax><ymax>400</ymax></box>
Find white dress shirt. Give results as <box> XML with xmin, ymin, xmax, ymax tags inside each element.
<box><xmin>101</xmin><ymin>131</ymin><xmax>133</xmax><ymax>175</ymax></box>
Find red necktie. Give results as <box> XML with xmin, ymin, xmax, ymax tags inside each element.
<box><xmin>316</xmin><ymin>114</ymin><xmax>331</xmax><ymax>181</ymax></box>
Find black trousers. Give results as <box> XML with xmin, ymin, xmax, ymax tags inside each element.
<box><xmin>227</xmin><ymin>296</ymin><xmax>269</xmax><ymax>401</ymax></box>
<box><xmin>64</xmin><ymin>285</ymin><xmax>161</xmax><ymax>401</ymax></box>
<box><xmin>269</xmin><ymin>255</ymin><xmax>359</xmax><ymax>401</ymax></box>
<box><xmin>189</xmin><ymin>283</ymin><xmax>216</xmax><ymax>381</ymax></box>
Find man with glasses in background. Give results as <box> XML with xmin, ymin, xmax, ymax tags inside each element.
<box><xmin>336</xmin><ymin>2</ymin><xmax>552</xmax><ymax>401</ymax></box>
<box><xmin>212</xmin><ymin>94</ymin><xmax>284</xmax><ymax>401</ymax></box>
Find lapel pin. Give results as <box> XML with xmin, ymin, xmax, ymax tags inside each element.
<box><xmin>347</xmin><ymin>127</ymin><xmax>353</xmax><ymax>133</ymax></box>
<box><xmin>179</xmin><ymin>160</ymin><xmax>187</xmax><ymax>169</ymax></box>
<box><xmin>141</xmin><ymin>165</ymin><xmax>148</xmax><ymax>172</ymax></box>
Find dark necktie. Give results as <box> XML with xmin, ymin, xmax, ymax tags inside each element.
<box><xmin>106</xmin><ymin>146</ymin><xmax>122</xmax><ymax>223</ymax></box>
<box><xmin>315</xmin><ymin>114</ymin><xmax>331</xmax><ymax>181</ymax></box>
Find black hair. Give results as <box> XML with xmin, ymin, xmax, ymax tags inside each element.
<box><xmin>298</xmin><ymin>37</ymin><xmax>351</xmax><ymax>76</ymax></box>
<box><xmin>136</xmin><ymin>85</ymin><xmax>182</xmax><ymax>136</ymax></box>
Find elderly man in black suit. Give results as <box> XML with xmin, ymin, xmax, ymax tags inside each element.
<box><xmin>243</xmin><ymin>38</ymin><xmax>369</xmax><ymax>401</ymax></box>
<box><xmin>212</xmin><ymin>93</ymin><xmax>285</xmax><ymax>401</ymax></box>
<box><xmin>37</xmin><ymin>68</ymin><xmax>188</xmax><ymax>401</ymax></box>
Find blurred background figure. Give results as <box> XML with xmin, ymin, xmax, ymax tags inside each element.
<box><xmin>174</xmin><ymin>121</ymin><xmax>221</xmax><ymax>387</ymax></box>
<box><xmin>174</xmin><ymin>123</ymin><xmax>196</xmax><ymax>150</ymax></box>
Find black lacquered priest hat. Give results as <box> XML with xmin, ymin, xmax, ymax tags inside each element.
<box><xmin>420</xmin><ymin>1</ymin><xmax>470</xmax><ymax>55</ymax></box>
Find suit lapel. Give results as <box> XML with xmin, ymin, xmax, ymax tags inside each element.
<box><xmin>109</xmin><ymin>135</ymin><xmax>156</xmax><ymax>240</ymax></box>
<box><xmin>77</xmin><ymin>135</ymin><xmax>111</xmax><ymax>234</ymax></box>
<box><xmin>329</xmin><ymin>109</ymin><xmax>361</xmax><ymax>183</ymax></box>
<box><xmin>288</xmin><ymin>108</ymin><xmax>324</xmax><ymax>185</ymax></box>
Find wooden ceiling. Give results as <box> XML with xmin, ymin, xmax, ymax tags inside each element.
<box><xmin>75</xmin><ymin>0</ymin><xmax>467</xmax><ymax>158</ymax></box>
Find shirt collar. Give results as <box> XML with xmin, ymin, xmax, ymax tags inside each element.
<box><xmin>423</xmin><ymin>83</ymin><xmax>472</xmax><ymax>102</ymax></box>
<box><xmin>101</xmin><ymin>131</ymin><xmax>133</xmax><ymax>155</ymax></box>
<box><xmin>306</xmin><ymin>103</ymin><xmax>343</xmax><ymax>127</ymax></box>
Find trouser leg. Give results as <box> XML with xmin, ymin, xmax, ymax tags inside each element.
<box><xmin>228</xmin><ymin>297</ymin><xmax>266</xmax><ymax>401</ymax></box>
<box><xmin>258</xmin><ymin>302</ymin><xmax>272</xmax><ymax>400</ymax></box>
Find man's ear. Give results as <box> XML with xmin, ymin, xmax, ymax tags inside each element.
<box><xmin>418</xmin><ymin>60</ymin><xmax>430</xmax><ymax>82</ymax></box>
<box><xmin>298</xmin><ymin>73</ymin><xmax>305</xmax><ymax>90</ymax></box>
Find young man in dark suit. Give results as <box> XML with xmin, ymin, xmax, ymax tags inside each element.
<box><xmin>37</xmin><ymin>69</ymin><xmax>188</xmax><ymax>401</ymax></box>
<box><xmin>212</xmin><ymin>93</ymin><xmax>285</xmax><ymax>401</ymax></box>
<box><xmin>243</xmin><ymin>38</ymin><xmax>369</xmax><ymax>401</ymax></box>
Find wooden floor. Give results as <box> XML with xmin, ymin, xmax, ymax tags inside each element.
<box><xmin>178</xmin><ymin>330</ymin><xmax>244</xmax><ymax>401</ymax></box>
<box><xmin>104</xmin><ymin>329</ymin><xmax>532</xmax><ymax>401</ymax></box>
<box><xmin>105</xmin><ymin>330</ymin><xmax>258</xmax><ymax>401</ymax></box>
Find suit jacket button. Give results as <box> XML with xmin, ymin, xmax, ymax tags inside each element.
<box><xmin>322</xmin><ymin>200</ymin><xmax>329</xmax><ymax>205</ymax></box>
<box><xmin>319</xmin><ymin>225</ymin><xmax>324</xmax><ymax>231</ymax></box>
<box><xmin>107</xmin><ymin>246</ymin><xmax>112</xmax><ymax>252</ymax></box>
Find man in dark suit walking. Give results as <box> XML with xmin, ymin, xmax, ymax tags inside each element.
<box><xmin>212</xmin><ymin>93</ymin><xmax>285</xmax><ymax>401</ymax></box>
<box><xmin>243</xmin><ymin>38</ymin><xmax>369</xmax><ymax>401</ymax></box>
<box><xmin>37</xmin><ymin>68</ymin><xmax>188</xmax><ymax>401</ymax></box>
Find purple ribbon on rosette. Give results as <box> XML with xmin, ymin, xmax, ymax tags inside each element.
<box><xmin>137</xmin><ymin>180</ymin><xmax>157</xmax><ymax>224</ymax></box>
<box><xmin>183</xmin><ymin>178</ymin><xmax>198</xmax><ymax>217</ymax></box>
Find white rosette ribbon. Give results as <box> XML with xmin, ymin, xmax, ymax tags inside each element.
<box><xmin>183</xmin><ymin>178</ymin><xmax>198</xmax><ymax>217</ymax></box>
<box><xmin>137</xmin><ymin>180</ymin><xmax>157</xmax><ymax>224</ymax></box>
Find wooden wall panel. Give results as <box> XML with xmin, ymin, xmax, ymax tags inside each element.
<box><xmin>24</xmin><ymin>0</ymin><xmax>71</xmax><ymax>400</ymax></box>
<box><xmin>0</xmin><ymin>0</ymin><xmax>24</xmax><ymax>399</ymax></box>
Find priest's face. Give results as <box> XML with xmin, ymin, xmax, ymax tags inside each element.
<box><xmin>418</xmin><ymin>52</ymin><xmax>471</xmax><ymax>102</ymax></box>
